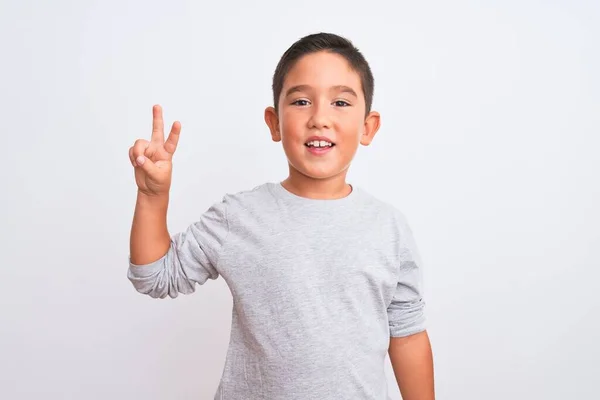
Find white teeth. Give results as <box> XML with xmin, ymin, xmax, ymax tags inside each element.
<box><xmin>306</xmin><ymin>140</ymin><xmax>333</xmax><ymax>148</ymax></box>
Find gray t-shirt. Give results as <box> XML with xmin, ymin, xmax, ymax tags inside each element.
<box><xmin>128</xmin><ymin>182</ymin><xmax>426</xmax><ymax>400</ymax></box>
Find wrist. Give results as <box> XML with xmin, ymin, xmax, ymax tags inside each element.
<box><xmin>136</xmin><ymin>190</ymin><xmax>169</xmax><ymax>209</ymax></box>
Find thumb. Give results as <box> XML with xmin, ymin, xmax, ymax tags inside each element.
<box><xmin>135</xmin><ymin>155</ymin><xmax>159</xmax><ymax>176</ymax></box>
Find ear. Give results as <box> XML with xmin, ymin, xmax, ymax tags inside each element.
<box><xmin>264</xmin><ymin>106</ymin><xmax>281</xmax><ymax>142</ymax></box>
<box><xmin>360</xmin><ymin>111</ymin><xmax>381</xmax><ymax>146</ymax></box>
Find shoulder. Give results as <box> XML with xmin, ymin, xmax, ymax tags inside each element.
<box><xmin>354</xmin><ymin>187</ymin><xmax>411</xmax><ymax>226</ymax></box>
<box><xmin>352</xmin><ymin>187</ymin><xmax>418</xmax><ymax>251</ymax></box>
<box><xmin>357</xmin><ymin>189</ymin><xmax>422</xmax><ymax>263</ymax></box>
<box><xmin>220</xmin><ymin>182</ymin><xmax>276</xmax><ymax>208</ymax></box>
<box><xmin>212</xmin><ymin>182</ymin><xmax>280</xmax><ymax>224</ymax></box>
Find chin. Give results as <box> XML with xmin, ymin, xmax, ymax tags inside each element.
<box><xmin>293</xmin><ymin>164</ymin><xmax>348</xmax><ymax>181</ymax></box>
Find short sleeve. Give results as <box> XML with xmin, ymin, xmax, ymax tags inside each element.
<box><xmin>387</xmin><ymin>212</ymin><xmax>427</xmax><ymax>337</ymax></box>
<box><xmin>127</xmin><ymin>198</ymin><xmax>229</xmax><ymax>299</ymax></box>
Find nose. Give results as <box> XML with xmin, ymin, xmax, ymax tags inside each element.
<box><xmin>307</xmin><ymin>101</ymin><xmax>331</xmax><ymax>130</ymax></box>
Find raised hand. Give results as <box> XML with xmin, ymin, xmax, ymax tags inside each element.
<box><xmin>129</xmin><ymin>105</ymin><xmax>181</xmax><ymax>197</ymax></box>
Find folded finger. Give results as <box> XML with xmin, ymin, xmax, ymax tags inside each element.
<box><xmin>132</xmin><ymin>139</ymin><xmax>150</xmax><ymax>165</ymax></box>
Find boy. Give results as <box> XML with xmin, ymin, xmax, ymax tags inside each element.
<box><xmin>127</xmin><ymin>32</ymin><xmax>434</xmax><ymax>400</ymax></box>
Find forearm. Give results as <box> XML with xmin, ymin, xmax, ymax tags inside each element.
<box><xmin>129</xmin><ymin>191</ymin><xmax>171</xmax><ymax>265</ymax></box>
<box><xmin>388</xmin><ymin>330</ymin><xmax>434</xmax><ymax>400</ymax></box>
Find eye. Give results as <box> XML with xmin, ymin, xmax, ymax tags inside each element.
<box><xmin>334</xmin><ymin>100</ymin><xmax>351</xmax><ymax>107</ymax></box>
<box><xmin>291</xmin><ymin>99</ymin><xmax>310</xmax><ymax>106</ymax></box>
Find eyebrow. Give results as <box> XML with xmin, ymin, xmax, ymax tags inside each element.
<box><xmin>284</xmin><ymin>84</ymin><xmax>358</xmax><ymax>98</ymax></box>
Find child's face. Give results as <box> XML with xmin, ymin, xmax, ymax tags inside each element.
<box><xmin>265</xmin><ymin>51</ymin><xmax>380</xmax><ymax>182</ymax></box>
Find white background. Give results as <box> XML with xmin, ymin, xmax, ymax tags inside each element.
<box><xmin>1</xmin><ymin>0</ymin><xmax>598</xmax><ymax>399</ymax></box>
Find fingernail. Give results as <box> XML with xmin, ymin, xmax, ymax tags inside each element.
<box><xmin>136</xmin><ymin>156</ymin><xmax>145</xmax><ymax>165</ymax></box>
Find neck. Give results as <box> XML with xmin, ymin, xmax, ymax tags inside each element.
<box><xmin>282</xmin><ymin>167</ymin><xmax>352</xmax><ymax>200</ymax></box>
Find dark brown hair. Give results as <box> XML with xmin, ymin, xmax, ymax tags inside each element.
<box><xmin>271</xmin><ymin>32</ymin><xmax>375</xmax><ymax>115</ymax></box>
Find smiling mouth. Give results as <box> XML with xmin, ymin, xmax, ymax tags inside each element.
<box><xmin>304</xmin><ymin>140</ymin><xmax>335</xmax><ymax>148</ymax></box>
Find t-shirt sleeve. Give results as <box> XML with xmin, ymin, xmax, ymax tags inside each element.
<box><xmin>387</xmin><ymin>212</ymin><xmax>427</xmax><ymax>337</ymax></box>
<box><xmin>126</xmin><ymin>198</ymin><xmax>229</xmax><ymax>299</ymax></box>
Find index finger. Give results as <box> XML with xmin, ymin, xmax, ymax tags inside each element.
<box><xmin>151</xmin><ymin>104</ymin><xmax>164</xmax><ymax>142</ymax></box>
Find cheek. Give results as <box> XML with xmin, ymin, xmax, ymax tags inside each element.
<box><xmin>338</xmin><ymin>119</ymin><xmax>364</xmax><ymax>141</ymax></box>
<box><xmin>280</xmin><ymin>115</ymin><xmax>305</xmax><ymax>141</ymax></box>
<box><xmin>335</xmin><ymin>110</ymin><xmax>363</xmax><ymax>130</ymax></box>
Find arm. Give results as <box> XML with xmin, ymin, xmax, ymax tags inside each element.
<box><xmin>387</xmin><ymin>210</ymin><xmax>434</xmax><ymax>398</ymax></box>
<box><xmin>128</xmin><ymin>104</ymin><xmax>179</xmax><ymax>265</ymax></box>
<box><xmin>126</xmin><ymin>105</ymin><xmax>225</xmax><ymax>299</ymax></box>
<box><xmin>129</xmin><ymin>191</ymin><xmax>170</xmax><ymax>265</ymax></box>
<box><xmin>389</xmin><ymin>330</ymin><xmax>435</xmax><ymax>400</ymax></box>
<box><xmin>126</xmin><ymin>199</ymin><xmax>227</xmax><ymax>299</ymax></box>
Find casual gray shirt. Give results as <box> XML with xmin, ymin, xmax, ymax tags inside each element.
<box><xmin>127</xmin><ymin>182</ymin><xmax>426</xmax><ymax>400</ymax></box>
